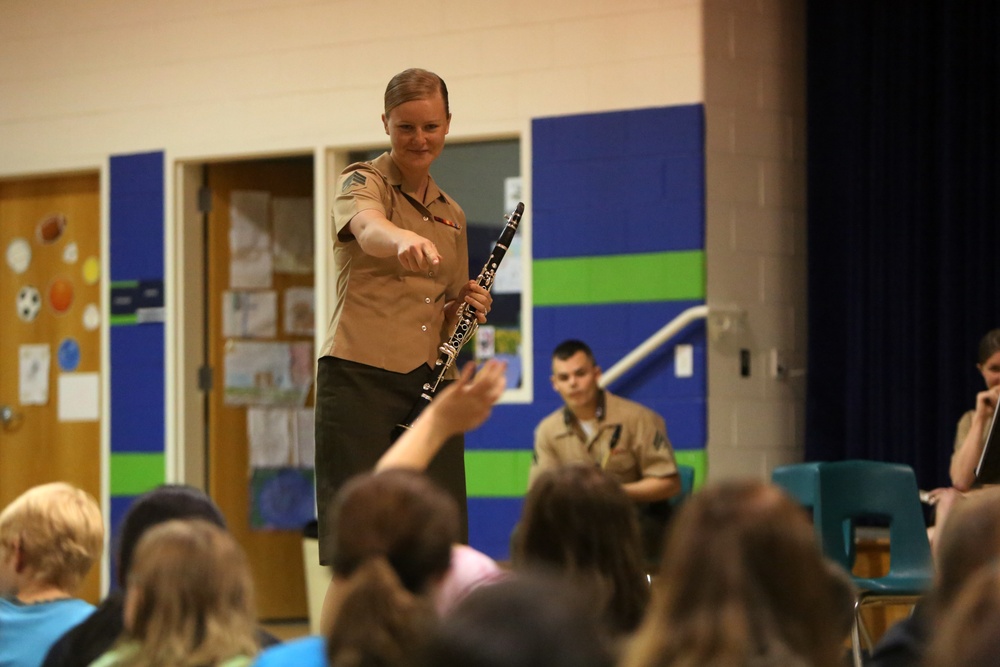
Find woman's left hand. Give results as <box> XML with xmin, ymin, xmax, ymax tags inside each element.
<box><xmin>458</xmin><ymin>281</ymin><xmax>493</xmax><ymax>324</ymax></box>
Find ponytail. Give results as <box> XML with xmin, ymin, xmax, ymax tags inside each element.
<box><xmin>326</xmin><ymin>558</ymin><xmax>435</xmax><ymax>667</ymax></box>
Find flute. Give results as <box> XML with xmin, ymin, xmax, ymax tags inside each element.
<box><xmin>393</xmin><ymin>202</ymin><xmax>524</xmax><ymax>438</ymax></box>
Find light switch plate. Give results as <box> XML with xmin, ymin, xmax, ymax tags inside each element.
<box><xmin>675</xmin><ymin>344</ymin><xmax>693</xmax><ymax>378</ymax></box>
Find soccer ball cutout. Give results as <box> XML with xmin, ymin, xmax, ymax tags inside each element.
<box><xmin>17</xmin><ymin>285</ymin><xmax>41</xmax><ymax>322</ymax></box>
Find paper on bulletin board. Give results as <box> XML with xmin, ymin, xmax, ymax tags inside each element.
<box><xmin>58</xmin><ymin>373</ymin><xmax>99</xmax><ymax>422</ymax></box>
<box><xmin>229</xmin><ymin>190</ymin><xmax>273</xmax><ymax>289</ymax></box>
<box><xmin>222</xmin><ymin>290</ymin><xmax>277</xmax><ymax>338</ymax></box>
<box><xmin>283</xmin><ymin>287</ymin><xmax>314</xmax><ymax>336</ymax></box>
<box><xmin>224</xmin><ymin>340</ymin><xmax>313</xmax><ymax>407</ymax></box>
<box><xmin>19</xmin><ymin>344</ymin><xmax>50</xmax><ymax>405</ymax></box>
<box><xmin>295</xmin><ymin>408</ymin><xmax>315</xmax><ymax>467</ymax></box>
<box><xmin>247</xmin><ymin>407</ymin><xmax>315</xmax><ymax>467</ymax></box>
<box><xmin>249</xmin><ymin>467</ymin><xmax>316</xmax><ymax>530</ymax></box>
<box><xmin>272</xmin><ymin>196</ymin><xmax>314</xmax><ymax>275</ymax></box>
<box><xmin>247</xmin><ymin>408</ymin><xmax>293</xmax><ymax>467</ymax></box>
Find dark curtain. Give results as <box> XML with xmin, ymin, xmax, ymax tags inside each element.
<box><xmin>805</xmin><ymin>1</ymin><xmax>1000</xmax><ymax>489</ymax></box>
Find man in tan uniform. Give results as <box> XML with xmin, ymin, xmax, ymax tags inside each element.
<box><xmin>530</xmin><ymin>339</ymin><xmax>680</xmax><ymax>559</ymax></box>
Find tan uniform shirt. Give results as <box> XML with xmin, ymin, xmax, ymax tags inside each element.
<box><xmin>953</xmin><ymin>409</ymin><xmax>998</xmax><ymax>486</ymax></box>
<box><xmin>529</xmin><ymin>390</ymin><xmax>678</xmax><ymax>488</ymax></box>
<box><xmin>321</xmin><ymin>152</ymin><xmax>468</xmax><ymax>373</ymax></box>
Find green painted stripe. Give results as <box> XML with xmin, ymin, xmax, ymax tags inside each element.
<box><xmin>109</xmin><ymin>314</ymin><xmax>138</xmax><ymax>326</ymax></box>
<box><xmin>533</xmin><ymin>250</ymin><xmax>705</xmax><ymax>306</ymax></box>
<box><xmin>465</xmin><ymin>447</ymin><xmax>707</xmax><ymax>498</ymax></box>
<box><xmin>110</xmin><ymin>280</ymin><xmax>139</xmax><ymax>288</ymax></box>
<box><xmin>465</xmin><ymin>450</ymin><xmax>532</xmax><ymax>498</ymax></box>
<box><xmin>674</xmin><ymin>449</ymin><xmax>707</xmax><ymax>490</ymax></box>
<box><xmin>110</xmin><ymin>452</ymin><xmax>166</xmax><ymax>496</ymax></box>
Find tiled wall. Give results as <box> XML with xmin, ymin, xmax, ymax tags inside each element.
<box><xmin>108</xmin><ymin>150</ymin><xmax>166</xmax><ymax>583</ymax></box>
<box><xmin>703</xmin><ymin>0</ymin><xmax>807</xmax><ymax>478</ymax></box>
<box><xmin>466</xmin><ymin>105</ymin><xmax>708</xmax><ymax>557</ymax></box>
<box><xmin>0</xmin><ymin>1</ymin><xmax>703</xmax><ymax>174</ymax></box>
<box><xmin>0</xmin><ymin>0</ymin><xmax>808</xmax><ymax>562</ymax></box>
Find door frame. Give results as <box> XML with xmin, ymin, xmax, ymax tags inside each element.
<box><xmin>170</xmin><ymin>149</ymin><xmax>331</xmax><ymax>491</ymax></box>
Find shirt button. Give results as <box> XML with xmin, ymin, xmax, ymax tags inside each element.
<box><xmin>423</xmin><ymin>216</ymin><xmax>429</xmax><ymax>221</ymax></box>
<box><xmin>421</xmin><ymin>325</ymin><xmax>428</xmax><ymax>331</ymax></box>
<box><xmin>424</xmin><ymin>297</ymin><xmax>431</xmax><ymax>304</ymax></box>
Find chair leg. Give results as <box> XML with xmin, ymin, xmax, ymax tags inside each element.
<box><xmin>850</xmin><ymin>599</ymin><xmax>864</xmax><ymax>667</ymax></box>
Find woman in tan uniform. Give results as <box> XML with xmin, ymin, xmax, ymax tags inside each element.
<box><xmin>315</xmin><ymin>68</ymin><xmax>491</xmax><ymax>557</ymax></box>
<box><xmin>925</xmin><ymin>329</ymin><xmax>1000</xmax><ymax>544</ymax></box>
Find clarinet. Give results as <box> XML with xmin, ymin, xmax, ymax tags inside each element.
<box><xmin>393</xmin><ymin>201</ymin><xmax>524</xmax><ymax>438</ymax></box>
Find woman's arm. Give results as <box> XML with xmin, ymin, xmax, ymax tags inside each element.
<box><xmin>348</xmin><ymin>209</ymin><xmax>441</xmax><ymax>271</ymax></box>
<box><xmin>951</xmin><ymin>387</ymin><xmax>1000</xmax><ymax>490</ymax></box>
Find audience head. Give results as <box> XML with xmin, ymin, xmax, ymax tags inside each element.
<box><xmin>421</xmin><ymin>572</ymin><xmax>615</xmax><ymax>667</ymax></box>
<box><xmin>0</xmin><ymin>482</ymin><xmax>102</xmax><ymax>595</ymax></box>
<box><xmin>384</xmin><ymin>68</ymin><xmax>450</xmax><ymax>118</ymax></box>
<box><xmin>115</xmin><ymin>484</ymin><xmax>226</xmax><ymax>588</ymax></box>
<box><xmin>977</xmin><ymin>328</ymin><xmax>1000</xmax><ymax>387</ymax></box>
<box><xmin>516</xmin><ymin>463</ymin><xmax>648</xmax><ymax>635</ymax></box>
<box><xmin>123</xmin><ymin>519</ymin><xmax>257</xmax><ymax>664</ymax></box>
<box><xmin>931</xmin><ymin>487</ymin><xmax>1000</xmax><ymax>612</ymax></box>
<box><xmin>925</xmin><ymin>563</ymin><xmax>1000</xmax><ymax>667</ymax></box>
<box><xmin>622</xmin><ymin>480</ymin><xmax>854</xmax><ymax>667</ymax></box>
<box><xmin>323</xmin><ymin>469</ymin><xmax>460</xmax><ymax>666</ymax></box>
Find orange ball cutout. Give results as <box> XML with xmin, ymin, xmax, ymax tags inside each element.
<box><xmin>48</xmin><ymin>276</ymin><xmax>74</xmax><ymax>315</ymax></box>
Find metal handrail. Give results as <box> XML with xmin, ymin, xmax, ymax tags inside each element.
<box><xmin>599</xmin><ymin>304</ymin><xmax>710</xmax><ymax>388</ymax></box>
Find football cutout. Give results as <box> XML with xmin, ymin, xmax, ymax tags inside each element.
<box><xmin>36</xmin><ymin>213</ymin><xmax>67</xmax><ymax>244</ymax></box>
<box><xmin>17</xmin><ymin>285</ymin><xmax>41</xmax><ymax>322</ymax></box>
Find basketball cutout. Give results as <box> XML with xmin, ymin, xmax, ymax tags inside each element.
<box><xmin>48</xmin><ymin>276</ymin><xmax>74</xmax><ymax>314</ymax></box>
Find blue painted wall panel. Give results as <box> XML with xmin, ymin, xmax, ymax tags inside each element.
<box><xmin>108</xmin><ymin>494</ymin><xmax>138</xmax><ymax>589</ymax></box>
<box><xmin>109</xmin><ymin>151</ymin><xmax>166</xmax><ymax>463</ymax></box>
<box><xmin>110</xmin><ymin>325</ymin><xmax>165</xmax><ymax>453</ymax></box>
<box><xmin>533</xmin><ymin>105</ymin><xmax>705</xmax><ymax>259</ymax></box>
<box><xmin>467</xmin><ymin>497</ymin><xmax>524</xmax><ymax>562</ymax></box>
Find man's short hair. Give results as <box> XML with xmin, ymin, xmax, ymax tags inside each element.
<box><xmin>552</xmin><ymin>339</ymin><xmax>596</xmax><ymax>364</ymax></box>
<box><xmin>0</xmin><ymin>482</ymin><xmax>103</xmax><ymax>592</ymax></box>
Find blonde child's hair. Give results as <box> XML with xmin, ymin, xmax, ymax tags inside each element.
<box><xmin>0</xmin><ymin>482</ymin><xmax>103</xmax><ymax>592</ymax></box>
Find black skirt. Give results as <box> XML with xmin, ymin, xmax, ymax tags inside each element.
<box><xmin>313</xmin><ymin>356</ymin><xmax>467</xmax><ymax>564</ymax></box>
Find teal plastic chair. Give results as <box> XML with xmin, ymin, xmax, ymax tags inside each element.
<box><xmin>814</xmin><ymin>460</ymin><xmax>933</xmax><ymax>667</ymax></box>
<box><xmin>771</xmin><ymin>461</ymin><xmax>822</xmax><ymax>513</ymax></box>
<box><xmin>772</xmin><ymin>461</ymin><xmax>856</xmax><ymax>564</ymax></box>
<box><xmin>670</xmin><ymin>464</ymin><xmax>696</xmax><ymax>508</ymax></box>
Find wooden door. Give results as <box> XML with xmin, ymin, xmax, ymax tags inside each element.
<box><xmin>205</xmin><ymin>158</ymin><xmax>314</xmax><ymax>620</ymax></box>
<box><xmin>0</xmin><ymin>173</ymin><xmax>102</xmax><ymax>603</ymax></box>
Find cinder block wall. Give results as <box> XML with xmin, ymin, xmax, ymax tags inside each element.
<box><xmin>703</xmin><ymin>0</ymin><xmax>807</xmax><ymax>479</ymax></box>
<box><xmin>0</xmin><ymin>0</ymin><xmax>807</xmax><ymax>526</ymax></box>
<box><xmin>0</xmin><ymin>1</ymin><xmax>704</xmax><ymax>172</ymax></box>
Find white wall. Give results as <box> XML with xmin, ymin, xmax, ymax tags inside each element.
<box><xmin>703</xmin><ymin>0</ymin><xmax>807</xmax><ymax>479</ymax></box>
<box><xmin>0</xmin><ymin>0</ymin><xmax>703</xmax><ymax>174</ymax></box>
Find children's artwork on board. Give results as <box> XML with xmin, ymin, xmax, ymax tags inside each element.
<box><xmin>223</xmin><ymin>340</ymin><xmax>313</xmax><ymax>407</ymax></box>
<box><xmin>229</xmin><ymin>190</ymin><xmax>273</xmax><ymax>289</ymax></box>
<box><xmin>283</xmin><ymin>287</ymin><xmax>314</xmax><ymax>336</ymax></box>
<box><xmin>272</xmin><ymin>196</ymin><xmax>314</xmax><ymax>275</ymax></box>
<box><xmin>249</xmin><ymin>467</ymin><xmax>315</xmax><ymax>531</ymax></box>
<box><xmin>19</xmin><ymin>344</ymin><xmax>50</xmax><ymax>405</ymax></box>
<box><xmin>222</xmin><ymin>290</ymin><xmax>277</xmax><ymax>339</ymax></box>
